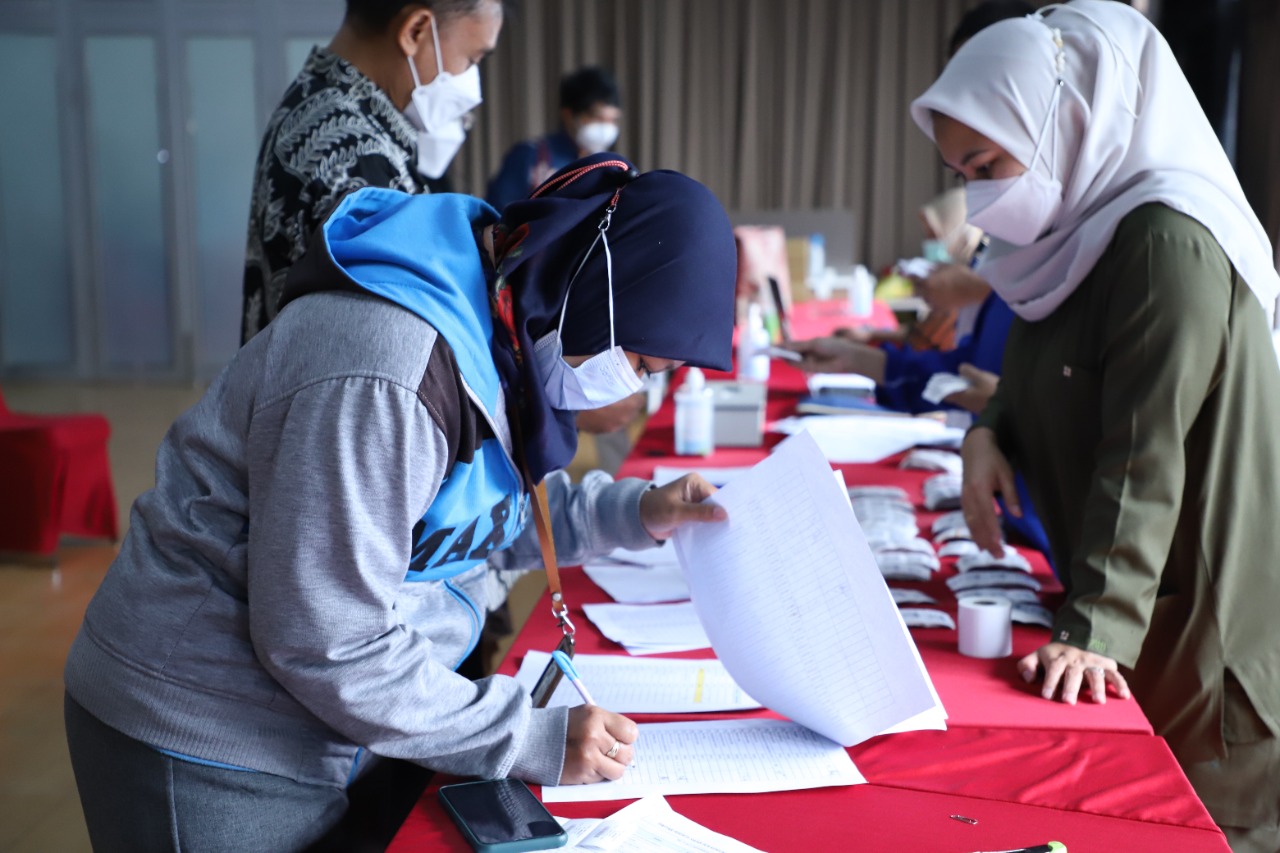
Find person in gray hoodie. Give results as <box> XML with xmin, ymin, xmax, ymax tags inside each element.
<box><xmin>64</xmin><ymin>153</ymin><xmax>738</xmax><ymax>852</ymax></box>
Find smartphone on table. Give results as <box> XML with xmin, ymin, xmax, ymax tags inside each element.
<box><xmin>438</xmin><ymin>778</ymin><xmax>567</xmax><ymax>852</ymax></box>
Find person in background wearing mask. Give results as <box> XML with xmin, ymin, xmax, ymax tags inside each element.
<box><xmin>241</xmin><ymin>0</ymin><xmax>505</xmax><ymax>344</ymax></box>
<box><xmin>64</xmin><ymin>155</ymin><xmax>738</xmax><ymax>852</ymax></box>
<box><xmin>915</xmin><ymin>3</ymin><xmax>1280</xmax><ymax>847</ymax></box>
<box><xmin>485</xmin><ymin>66</ymin><xmax>623</xmax><ymax>210</ymax></box>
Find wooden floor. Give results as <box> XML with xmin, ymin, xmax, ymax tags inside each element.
<box><xmin>0</xmin><ymin>381</ymin><xmax>623</xmax><ymax>851</ymax></box>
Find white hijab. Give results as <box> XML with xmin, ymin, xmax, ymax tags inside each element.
<box><xmin>910</xmin><ymin>0</ymin><xmax>1279</xmax><ymax>325</ymax></box>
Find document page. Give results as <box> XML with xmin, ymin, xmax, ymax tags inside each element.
<box><xmin>651</xmin><ymin>465</ymin><xmax>755</xmax><ymax>487</ymax></box>
<box><xmin>673</xmin><ymin>431</ymin><xmax>944</xmax><ymax>745</ymax></box>
<box><xmin>606</xmin><ymin>541</ymin><xmax>679</xmax><ymax>567</ymax></box>
<box><xmin>559</xmin><ymin>795</ymin><xmax>765</xmax><ymax>852</ymax></box>
<box><xmin>514</xmin><ymin>652</ymin><xmax>760</xmax><ymax>714</ymax></box>
<box><xmin>770</xmin><ymin>415</ymin><xmax>964</xmax><ymax>463</ymax></box>
<box><xmin>583</xmin><ymin>562</ymin><xmax>690</xmax><ymax>604</ymax></box>
<box><xmin>542</xmin><ymin>718</ymin><xmax>863</xmax><ymax>803</ymax></box>
<box><xmin>582</xmin><ymin>601</ymin><xmax>711</xmax><ymax>655</ymax></box>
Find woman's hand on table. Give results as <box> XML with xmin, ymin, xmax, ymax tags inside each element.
<box><xmin>560</xmin><ymin>705</ymin><xmax>638</xmax><ymax>784</ymax></box>
<box><xmin>960</xmin><ymin>427</ymin><xmax>1020</xmax><ymax>556</ymax></box>
<box><xmin>788</xmin><ymin>336</ymin><xmax>888</xmax><ymax>383</ymax></box>
<box><xmin>1018</xmin><ymin>642</ymin><xmax>1132</xmax><ymax>706</ymax></box>
<box><xmin>639</xmin><ymin>474</ymin><xmax>728</xmax><ymax>540</ymax></box>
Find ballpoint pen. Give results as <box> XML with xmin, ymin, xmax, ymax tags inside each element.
<box><xmin>970</xmin><ymin>843</ymin><xmax>1066</xmax><ymax>853</ymax></box>
<box><xmin>551</xmin><ymin>650</ymin><xmax>596</xmax><ymax>706</ymax></box>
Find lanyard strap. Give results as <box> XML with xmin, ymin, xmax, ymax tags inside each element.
<box><xmin>504</xmin><ymin>388</ymin><xmax>576</xmax><ymax>637</ymax></box>
<box><xmin>530</xmin><ymin>478</ymin><xmax>575</xmax><ymax>636</ymax></box>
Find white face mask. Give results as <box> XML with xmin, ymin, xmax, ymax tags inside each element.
<box><xmin>404</xmin><ymin>16</ymin><xmax>482</xmax><ymax>179</ymax></box>
<box><xmin>964</xmin><ymin>83</ymin><xmax>1064</xmax><ymax>246</ymax></box>
<box><xmin>965</xmin><ymin>170</ymin><xmax>1063</xmax><ymax>247</ymax></box>
<box><xmin>533</xmin><ymin>223</ymin><xmax>645</xmax><ymax>411</ymax></box>
<box><xmin>574</xmin><ymin>121</ymin><xmax>619</xmax><ymax>155</ymax></box>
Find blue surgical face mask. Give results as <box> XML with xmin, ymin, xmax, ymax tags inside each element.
<box><xmin>533</xmin><ymin>224</ymin><xmax>645</xmax><ymax>411</ymax></box>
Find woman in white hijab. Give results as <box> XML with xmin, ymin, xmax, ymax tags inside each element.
<box><xmin>912</xmin><ymin>2</ymin><xmax>1280</xmax><ymax>847</ymax></box>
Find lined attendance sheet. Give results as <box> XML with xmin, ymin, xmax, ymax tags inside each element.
<box><xmin>541</xmin><ymin>719</ymin><xmax>863</xmax><ymax>803</ymax></box>
<box><xmin>673</xmin><ymin>430</ymin><xmax>944</xmax><ymax>746</ymax></box>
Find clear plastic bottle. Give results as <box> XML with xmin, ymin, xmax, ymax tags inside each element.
<box><xmin>737</xmin><ymin>303</ymin><xmax>771</xmax><ymax>384</ymax></box>
<box><xmin>674</xmin><ymin>367</ymin><xmax>715</xmax><ymax>456</ymax></box>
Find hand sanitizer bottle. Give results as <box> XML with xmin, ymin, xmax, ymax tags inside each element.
<box><xmin>674</xmin><ymin>368</ymin><xmax>715</xmax><ymax>456</ymax></box>
<box><xmin>737</xmin><ymin>303</ymin><xmax>771</xmax><ymax>384</ymax></box>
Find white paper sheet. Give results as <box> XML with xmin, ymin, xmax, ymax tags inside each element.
<box><xmin>806</xmin><ymin>372</ymin><xmax>877</xmax><ymax>394</ymax></box>
<box><xmin>605</xmin><ymin>541</ymin><xmax>679</xmax><ymax>567</ymax></box>
<box><xmin>583</xmin><ymin>562</ymin><xmax>690</xmax><ymax>604</ymax></box>
<box><xmin>559</xmin><ymin>795</ymin><xmax>765</xmax><ymax>852</ymax></box>
<box><xmin>672</xmin><ymin>431</ymin><xmax>945</xmax><ymax>746</ymax></box>
<box><xmin>582</xmin><ymin>601</ymin><xmax>711</xmax><ymax>655</ymax></box>
<box><xmin>770</xmin><ymin>415</ymin><xmax>964</xmax><ymax>463</ymax></box>
<box><xmin>513</xmin><ymin>652</ymin><xmax>760</xmax><ymax>714</ymax></box>
<box><xmin>652</xmin><ymin>465</ymin><xmax>754</xmax><ymax>488</ymax></box>
<box><xmin>542</xmin><ymin>719</ymin><xmax>864</xmax><ymax>803</ymax></box>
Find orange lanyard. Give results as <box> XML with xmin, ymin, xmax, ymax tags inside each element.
<box><xmin>528</xmin><ymin>477</ymin><xmax>575</xmax><ymax>637</ymax></box>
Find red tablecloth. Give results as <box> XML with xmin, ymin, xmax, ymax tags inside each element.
<box><xmin>389</xmin><ymin>300</ymin><xmax>1226</xmax><ymax>852</ymax></box>
<box><xmin>393</xmin><ymin>781</ymin><xmax>1228</xmax><ymax>853</ymax></box>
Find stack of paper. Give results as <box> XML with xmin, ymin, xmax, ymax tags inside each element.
<box><xmin>583</xmin><ymin>563</ymin><xmax>690</xmax><ymax>604</ymax></box>
<box><xmin>582</xmin><ymin>601</ymin><xmax>711</xmax><ymax>655</ymax></box>
<box><xmin>542</xmin><ymin>719</ymin><xmax>864</xmax><ymax>803</ymax></box>
<box><xmin>513</xmin><ymin>652</ymin><xmax>760</xmax><ymax>713</ymax></box>
<box><xmin>583</xmin><ymin>541</ymin><xmax>692</xmax><ymax>604</ymax></box>
<box><xmin>770</xmin><ymin>414</ymin><xmax>964</xmax><ymax>463</ymax></box>
<box><xmin>673</xmin><ymin>431</ymin><xmax>947</xmax><ymax>744</ymax></box>
<box><xmin>560</xmin><ymin>795</ymin><xmax>765</xmax><ymax>852</ymax></box>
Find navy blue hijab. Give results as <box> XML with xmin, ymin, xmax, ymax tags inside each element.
<box><xmin>491</xmin><ymin>153</ymin><xmax>737</xmax><ymax>482</ymax></box>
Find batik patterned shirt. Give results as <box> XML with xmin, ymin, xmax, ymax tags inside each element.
<box><xmin>242</xmin><ymin>47</ymin><xmax>425</xmax><ymax>343</ymax></box>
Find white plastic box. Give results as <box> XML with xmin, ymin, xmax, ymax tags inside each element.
<box><xmin>706</xmin><ymin>380</ymin><xmax>767</xmax><ymax>448</ymax></box>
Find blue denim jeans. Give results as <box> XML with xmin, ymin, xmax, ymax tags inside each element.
<box><xmin>64</xmin><ymin>694</ymin><xmax>430</xmax><ymax>852</ymax></box>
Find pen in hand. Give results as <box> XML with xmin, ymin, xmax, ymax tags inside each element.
<box><xmin>551</xmin><ymin>650</ymin><xmax>596</xmax><ymax>706</ymax></box>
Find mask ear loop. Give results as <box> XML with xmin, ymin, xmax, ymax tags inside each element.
<box><xmin>428</xmin><ymin>12</ymin><xmax>445</xmax><ymax>78</ymax></box>
<box><xmin>555</xmin><ymin>185</ymin><xmax>626</xmax><ymax>346</ymax></box>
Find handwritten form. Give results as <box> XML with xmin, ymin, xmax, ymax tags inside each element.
<box><xmin>514</xmin><ymin>652</ymin><xmax>760</xmax><ymax>714</ymax></box>
<box><xmin>673</xmin><ymin>431</ymin><xmax>944</xmax><ymax>745</ymax></box>
<box><xmin>541</xmin><ymin>719</ymin><xmax>863</xmax><ymax>803</ymax></box>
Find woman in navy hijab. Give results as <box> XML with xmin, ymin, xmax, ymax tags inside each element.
<box><xmin>63</xmin><ymin>154</ymin><xmax>739</xmax><ymax>851</ymax></box>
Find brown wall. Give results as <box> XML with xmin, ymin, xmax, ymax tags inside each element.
<box><xmin>449</xmin><ymin>0</ymin><xmax>991</xmax><ymax>273</ymax></box>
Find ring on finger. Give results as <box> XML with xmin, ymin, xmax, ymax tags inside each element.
<box><xmin>1085</xmin><ymin>666</ymin><xmax>1105</xmax><ymax>675</ymax></box>
<box><xmin>605</xmin><ymin>740</ymin><xmax>621</xmax><ymax>759</ymax></box>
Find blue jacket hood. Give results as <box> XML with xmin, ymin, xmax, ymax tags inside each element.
<box><xmin>316</xmin><ymin>188</ymin><xmax>504</xmax><ymax>412</ymax></box>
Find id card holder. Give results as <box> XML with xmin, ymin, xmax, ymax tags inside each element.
<box><xmin>530</xmin><ymin>633</ymin><xmax>575</xmax><ymax>709</ymax></box>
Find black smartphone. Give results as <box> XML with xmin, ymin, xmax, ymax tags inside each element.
<box><xmin>438</xmin><ymin>778</ymin><xmax>567</xmax><ymax>852</ymax></box>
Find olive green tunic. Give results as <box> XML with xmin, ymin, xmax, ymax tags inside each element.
<box><xmin>979</xmin><ymin>203</ymin><xmax>1280</xmax><ymax>831</ymax></box>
